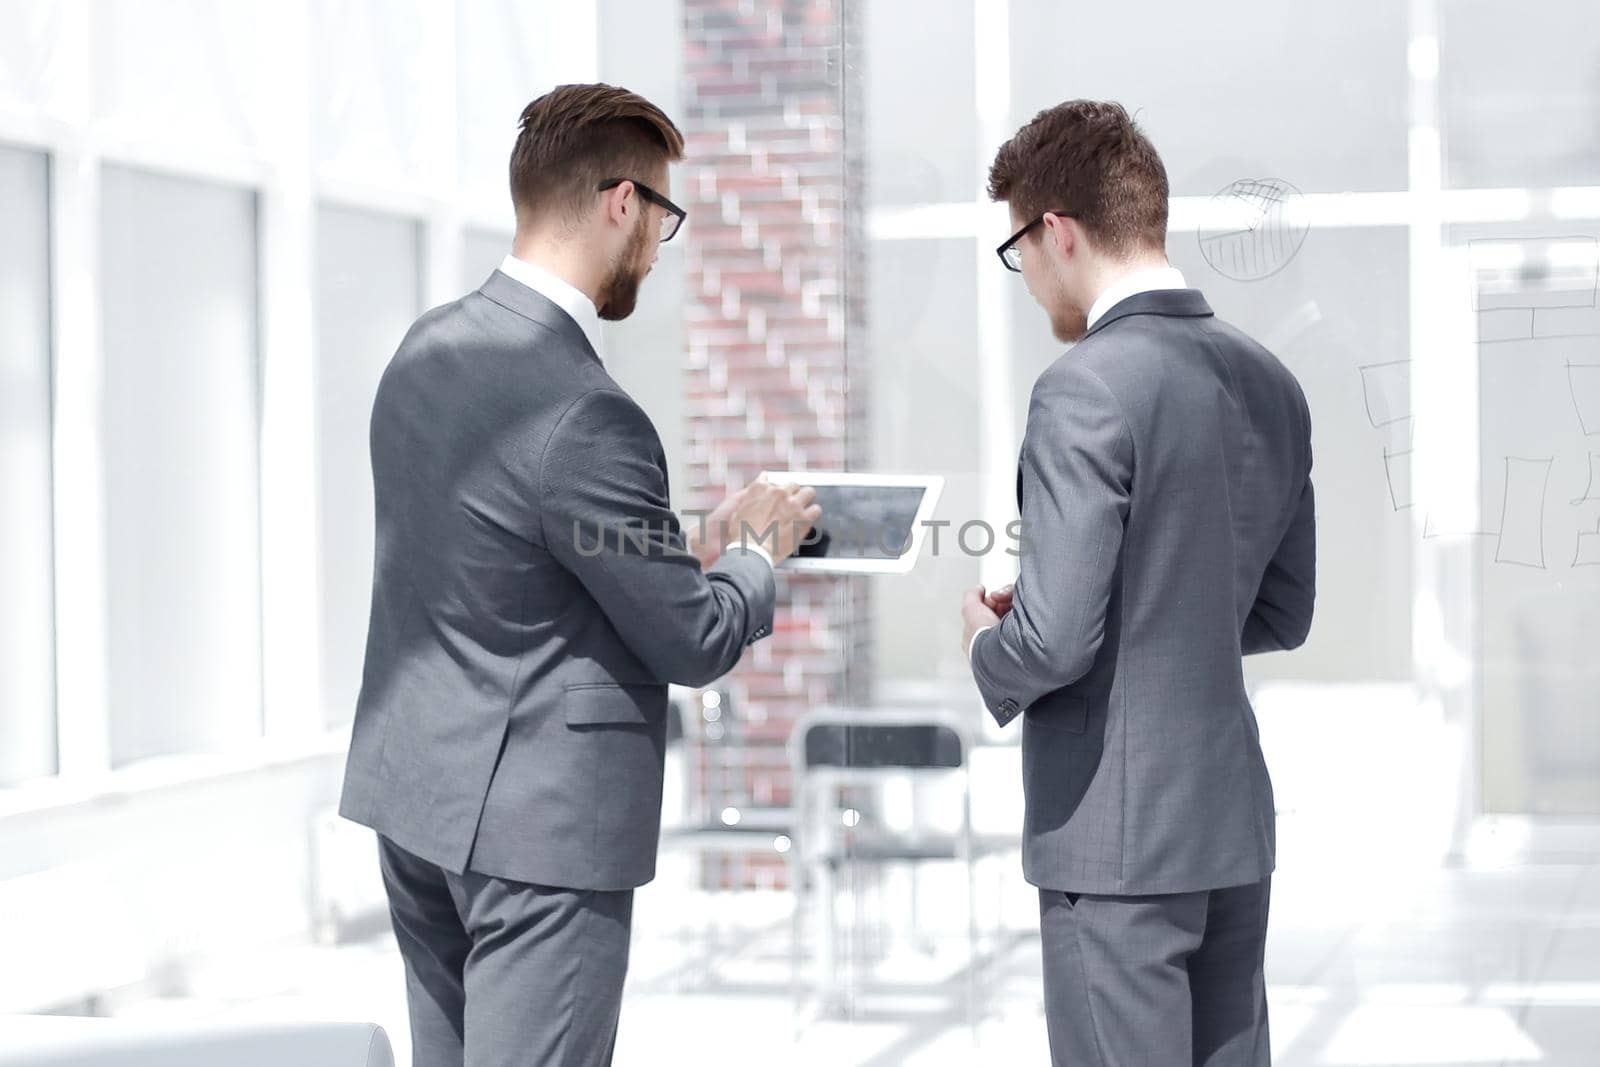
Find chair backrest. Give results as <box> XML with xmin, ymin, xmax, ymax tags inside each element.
<box><xmin>788</xmin><ymin>708</ymin><xmax>971</xmax><ymax>789</ymax></box>
<box><xmin>787</xmin><ymin>709</ymin><xmax>975</xmax><ymax>851</ymax></box>
<box><xmin>801</xmin><ymin>721</ymin><xmax>964</xmax><ymax>770</ymax></box>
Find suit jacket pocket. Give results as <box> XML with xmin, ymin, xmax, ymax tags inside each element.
<box><xmin>564</xmin><ymin>682</ymin><xmax>663</xmax><ymax>726</ymax></box>
<box><xmin>1028</xmin><ymin>693</ymin><xmax>1088</xmax><ymax>734</ymax></box>
<box><xmin>1021</xmin><ymin>697</ymin><xmax>1101</xmax><ymax>836</ymax></box>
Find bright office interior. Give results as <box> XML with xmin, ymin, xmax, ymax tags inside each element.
<box><xmin>1</xmin><ymin>1</ymin><xmax>1599</xmax><ymax>1064</ymax></box>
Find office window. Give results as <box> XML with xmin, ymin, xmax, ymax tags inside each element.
<box><xmin>0</xmin><ymin>2</ymin><xmax>69</xmax><ymax>116</ymax></box>
<box><xmin>0</xmin><ymin>144</ymin><xmax>57</xmax><ymax>787</ymax></box>
<box><xmin>1168</xmin><ymin>227</ymin><xmax>1416</xmax><ymax>687</ymax></box>
<box><xmin>312</xmin><ymin>0</ymin><xmax>430</xmax><ymax>186</ymax></box>
<box><xmin>868</xmin><ymin>238</ymin><xmax>981</xmax><ymax>683</ymax></box>
<box><xmin>101</xmin><ymin>166</ymin><xmax>263</xmax><ymax>767</ymax></box>
<box><xmin>460</xmin><ymin>227</ymin><xmax>510</xmax><ymax>294</ymax></box>
<box><xmin>455</xmin><ymin>0</ymin><xmax>550</xmax><ymax>210</ymax></box>
<box><xmin>1457</xmin><ymin>218</ymin><xmax>1600</xmax><ymax>813</ymax></box>
<box><xmin>1440</xmin><ymin>0</ymin><xmax>1600</xmax><ymax>190</ymax></box>
<box><xmin>1007</xmin><ymin>0</ymin><xmax>1409</xmax><ymax>196</ymax></box>
<box><xmin>92</xmin><ymin>0</ymin><xmax>271</xmax><ymax>157</ymax></box>
<box><xmin>315</xmin><ymin>204</ymin><xmax>423</xmax><ymax>729</ymax></box>
<box><xmin>863</xmin><ymin>0</ymin><xmax>976</xmax><ymax>209</ymax></box>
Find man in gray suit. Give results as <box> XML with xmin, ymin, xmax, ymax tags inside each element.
<box><xmin>339</xmin><ymin>84</ymin><xmax>819</xmax><ymax>1067</ymax></box>
<box><xmin>960</xmin><ymin>101</ymin><xmax>1316</xmax><ymax>1065</ymax></box>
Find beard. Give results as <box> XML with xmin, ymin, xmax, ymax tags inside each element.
<box><xmin>1049</xmin><ymin>289</ymin><xmax>1090</xmax><ymax>343</ymax></box>
<box><xmin>596</xmin><ymin>214</ymin><xmax>652</xmax><ymax>322</ymax></box>
<box><xmin>1035</xmin><ymin>265</ymin><xmax>1088</xmax><ymax>343</ymax></box>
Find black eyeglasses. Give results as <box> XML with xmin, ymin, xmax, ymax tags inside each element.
<box><xmin>996</xmin><ymin>210</ymin><xmax>1076</xmax><ymax>272</ymax></box>
<box><xmin>598</xmin><ymin>178</ymin><xmax>687</xmax><ymax>243</ymax></box>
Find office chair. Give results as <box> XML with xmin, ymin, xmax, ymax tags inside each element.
<box><xmin>786</xmin><ymin>708</ymin><xmax>988</xmax><ymax>1033</ymax></box>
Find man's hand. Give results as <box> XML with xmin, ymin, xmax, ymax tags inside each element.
<box><xmin>690</xmin><ymin>477</ymin><xmax>821</xmax><ymax>566</ymax></box>
<box><xmin>685</xmin><ymin>484</ymin><xmax>755</xmax><ymax>569</ymax></box>
<box><xmin>727</xmin><ymin>480</ymin><xmax>821</xmax><ymax>562</ymax></box>
<box><xmin>984</xmin><ymin>583</ymin><xmax>1015</xmax><ymax>618</ymax></box>
<box><xmin>961</xmin><ymin>585</ymin><xmax>1002</xmax><ymax>659</ymax></box>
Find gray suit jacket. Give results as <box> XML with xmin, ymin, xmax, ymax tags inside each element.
<box><xmin>339</xmin><ymin>271</ymin><xmax>776</xmax><ymax>891</ymax></box>
<box><xmin>971</xmin><ymin>289</ymin><xmax>1315</xmax><ymax>896</ymax></box>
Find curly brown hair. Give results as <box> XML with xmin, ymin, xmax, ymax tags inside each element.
<box><xmin>509</xmin><ymin>83</ymin><xmax>686</xmax><ymax>229</ymax></box>
<box><xmin>987</xmin><ymin>100</ymin><xmax>1169</xmax><ymax>258</ymax></box>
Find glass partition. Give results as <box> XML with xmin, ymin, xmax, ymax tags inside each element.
<box><xmin>314</xmin><ymin>203</ymin><xmax>424</xmax><ymax>728</ymax></box>
<box><xmin>100</xmin><ymin>165</ymin><xmax>263</xmax><ymax>767</ymax></box>
<box><xmin>0</xmin><ymin>143</ymin><xmax>56</xmax><ymax>787</ymax></box>
<box><xmin>3</xmin><ymin>2</ymin><xmax>1598</xmax><ymax>1062</ymax></box>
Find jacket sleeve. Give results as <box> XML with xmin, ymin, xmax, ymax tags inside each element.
<box><xmin>970</xmin><ymin>362</ymin><xmax>1132</xmax><ymax>726</ymax></box>
<box><xmin>539</xmin><ymin>388</ymin><xmax>776</xmax><ymax>687</ymax></box>
<box><xmin>1241</xmin><ymin>474</ymin><xmax>1317</xmax><ymax>655</ymax></box>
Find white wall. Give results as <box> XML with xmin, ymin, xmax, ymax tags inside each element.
<box><xmin>0</xmin><ymin>143</ymin><xmax>57</xmax><ymax>787</ymax></box>
<box><xmin>0</xmin><ymin>0</ymin><xmax>601</xmax><ymax>1011</ymax></box>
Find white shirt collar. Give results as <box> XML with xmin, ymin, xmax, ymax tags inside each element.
<box><xmin>497</xmin><ymin>254</ymin><xmax>605</xmax><ymax>361</ymax></box>
<box><xmin>1086</xmin><ymin>265</ymin><xmax>1188</xmax><ymax>332</ymax></box>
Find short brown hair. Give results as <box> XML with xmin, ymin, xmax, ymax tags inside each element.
<box><xmin>987</xmin><ymin>100</ymin><xmax>1169</xmax><ymax>257</ymax></box>
<box><xmin>509</xmin><ymin>83</ymin><xmax>686</xmax><ymax>229</ymax></box>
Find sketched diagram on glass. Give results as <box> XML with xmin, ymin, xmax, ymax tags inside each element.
<box><xmin>1492</xmin><ymin>456</ymin><xmax>1555</xmax><ymax>569</ymax></box>
<box><xmin>1357</xmin><ymin>360</ymin><xmax>1414</xmax><ymax>511</ymax></box>
<box><xmin>1382</xmin><ymin>446</ymin><xmax>1414</xmax><ymax>512</ymax></box>
<box><xmin>1422</xmin><ymin>456</ymin><xmax>1555</xmax><ymax>571</ymax></box>
<box><xmin>1571</xmin><ymin>453</ymin><xmax>1600</xmax><ymax>505</ymax></box>
<box><xmin>1471</xmin><ymin>236</ymin><xmax>1600</xmax><ymax>344</ymax></box>
<box><xmin>1197</xmin><ymin>178</ymin><xmax>1308</xmax><ymax>282</ymax></box>
<box><xmin>1356</xmin><ymin>360</ymin><xmax>1563</xmax><ymax>567</ymax></box>
<box><xmin>1400</xmin><ymin>236</ymin><xmax>1600</xmax><ymax>570</ymax></box>
<box><xmin>1570</xmin><ymin>362</ymin><xmax>1600</xmax><ymax>436</ymax></box>
<box><xmin>1359</xmin><ymin>360</ymin><xmax>1412</xmax><ymax>429</ymax></box>
<box><xmin>1575</xmin><ymin>455</ymin><xmax>1600</xmax><ymax>567</ymax></box>
<box><xmin>1576</xmin><ymin>519</ymin><xmax>1600</xmax><ymax>568</ymax></box>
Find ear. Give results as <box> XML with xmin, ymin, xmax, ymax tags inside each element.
<box><xmin>600</xmin><ymin>180</ymin><xmax>635</xmax><ymax>229</ymax></box>
<box><xmin>1041</xmin><ymin>212</ymin><xmax>1078</xmax><ymax>260</ymax></box>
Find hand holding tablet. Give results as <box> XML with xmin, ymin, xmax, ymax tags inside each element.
<box><xmin>758</xmin><ymin>471</ymin><xmax>944</xmax><ymax>574</ymax></box>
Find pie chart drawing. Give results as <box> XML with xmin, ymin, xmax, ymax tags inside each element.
<box><xmin>1198</xmin><ymin>178</ymin><xmax>1308</xmax><ymax>282</ymax></box>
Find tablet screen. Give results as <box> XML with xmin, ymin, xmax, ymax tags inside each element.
<box><xmin>796</xmin><ymin>485</ymin><xmax>928</xmax><ymax>560</ymax></box>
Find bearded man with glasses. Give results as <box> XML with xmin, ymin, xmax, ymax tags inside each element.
<box><xmin>340</xmin><ymin>83</ymin><xmax>818</xmax><ymax>1067</ymax></box>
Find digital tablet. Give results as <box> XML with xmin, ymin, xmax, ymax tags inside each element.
<box><xmin>758</xmin><ymin>471</ymin><xmax>944</xmax><ymax>574</ymax></box>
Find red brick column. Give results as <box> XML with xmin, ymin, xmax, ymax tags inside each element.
<box><xmin>682</xmin><ymin>0</ymin><xmax>869</xmax><ymax>884</ymax></box>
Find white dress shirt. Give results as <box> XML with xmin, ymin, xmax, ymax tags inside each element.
<box><xmin>967</xmin><ymin>264</ymin><xmax>1188</xmax><ymax>661</ymax></box>
<box><xmin>723</xmin><ymin>540</ymin><xmax>774</xmax><ymax>568</ymax></box>
<box><xmin>496</xmin><ymin>254</ymin><xmax>771</xmax><ymax>571</ymax></box>
<box><xmin>498</xmin><ymin>253</ymin><xmax>606</xmax><ymax>362</ymax></box>
<box><xmin>1085</xmin><ymin>264</ymin><xmax>1187</xmax><ymax>332</ymax></box>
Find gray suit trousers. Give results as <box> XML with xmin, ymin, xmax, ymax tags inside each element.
<box><xmin>1038</xmin><ymin>877</ymin><xmax>1271</xmax><ymax>1066</ymax></box>
<box><xmin>379</xmin><ymin>836</ymin><xmax>633</xmax><ymax>1067</ymax></box>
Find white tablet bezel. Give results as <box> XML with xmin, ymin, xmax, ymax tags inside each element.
<box><xmin>758</xmin><ymin>470</ymin><xmax>945</xmax><ymax>574</ymax></box>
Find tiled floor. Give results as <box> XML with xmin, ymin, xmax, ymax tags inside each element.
<box><xmin>100</xmin><ymin>856</ymin><xmax>1600</xmax><ymax>1065</ymax></box>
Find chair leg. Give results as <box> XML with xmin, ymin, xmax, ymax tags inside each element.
<box><xmin>819</xmin><ymin>857</ymin><xmax>837</xmax><ymax>1015</ymax></box>
<box><xmin>966</xmin><ymin>854</ymin><xmax>980</xmax><ymax>1041</ymax></box>
<box><xmin>789</xmin><ymin>849</ymin><xmax>805</xmax><ymax>1039</ymax></box>
<box><xmin>911</xmin><ymin>863</ymin><xmax>925</xmax><ymax>954</ymax></box>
